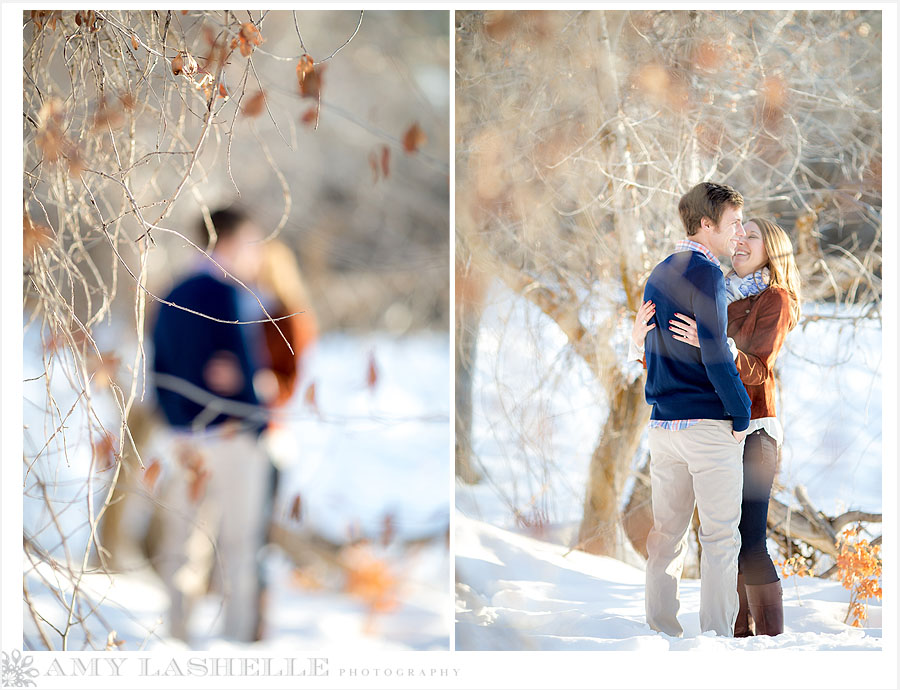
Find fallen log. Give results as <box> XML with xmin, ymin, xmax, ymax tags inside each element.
<box><xmin>766</xmin><ymin>486</ymin><xmax>881</xmax><ymax>563</ymax></box>
<box><xmin>623</xmin><ymin>472</ymin><xmax>881</xmax><ymax>575</ymax></box>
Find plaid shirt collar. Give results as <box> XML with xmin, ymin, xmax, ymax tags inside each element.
<box><xmin>675</xmin><ymin>239</ymin><xmax>721</xmax><ymax>267</ymax></box>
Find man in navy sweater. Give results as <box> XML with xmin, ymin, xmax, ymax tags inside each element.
<box><xmin>151</xmin><ymin>208</ymin><xmax>275</xmax><ymax>644</ymax></box>
<box><xmin>641</xmin><ymin>182</ymin><xmax>752</xmax><ymax>638</ymax></box>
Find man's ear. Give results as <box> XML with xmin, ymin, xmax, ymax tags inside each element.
<box><xmin>699</xmin><ymin>216</ymin><xmax>714</xmax><ymax>232</ymax></box>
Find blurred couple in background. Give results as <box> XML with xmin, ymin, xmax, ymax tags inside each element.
<box><xmin>150</xmin><ymin>208</ymin><xmax>318</xmax><ymax>643</ymax></box>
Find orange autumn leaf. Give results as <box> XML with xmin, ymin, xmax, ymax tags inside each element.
<box><xmin>238</xmin><ymin>22</ymin><xmax>263</xmax><ymax>57</ymax></box>
<box><xmin>297</xmin><ymin>54</ymin><xmax>315</xmax><ymax>81</ymax></box>
<box><xmin>24</xmin><ymin>212</ymin><xmax>53</xmax><ymax>256</ymax></box>
<box><xmin>92</xmin><ymin>99</ymin><xmax>124</xmax><ymax>132</ymax></box>
<box><xmin>835</xmin><ymin>526</ymin><xmax>882</xmax><ymax>627</ymax></box>
<box><xmin>242</xmin><ymin>90</ymin><xmax>266</xmax><ymax>118</ymax></box>
<box><xmin>188</xmin><ymin>466</ymin><xmax>209</xmax><ymax>503</ymax></box>
<box><xmin>289</xmin><ymin>494</ymin><xmax>303</xmax><ymax>522</ymax></box>
<box><xmin>92</xmin><ymin>432</ymin><xmax>118</xmax><ymax>472</ymax></box>
<box><xmin>297</xmin><ymin>55</ymin><xmax>323</xmax><ymax>100</ymax></box>
<box><xmin>301</xmin><ymin>68</ymin><xmax>323</xmax><ymax>100</ymax></box>
<box><xmin>75</xmin><ymin>11</ymin><xmax>98</xmax><ymax>30</ymax></box>
<box><xmin>87</xmin><ymin>350</ymin><xmax>120</xmax><ymax>387</ymax></box>
<box><xmin>218</xmin><ymin>82</ymin><xmax>228</xmax><ymax>99</ymax></box>
<box><xmin>142</xmin><ymin>459</ymin><xmax>162</xmax><ymax>490</ymax></box>
<box><xmin>366</xmin><ymin>350</ymin><xmax>378</xmax><ymax>390</ymax></box>
<box><xmin>171</xmin><ymin>51</ymin><xmax>198</xmax><ymax>77</ymax></box>
<box><xmin>131</xmin><ymin>34</ymin><xmax>139</xmax><ymax>51</ymax></box>
<box><xmin>240</xmin><ymin>22</ymin><xmax>262</xmax><ymax>46</ymax></box>
<box><xmin>303</xmin><ymin>380</ymin><xmax>321</xmax><ymax>417</ymax></box>
<box><xmin>31</xmin><ymin>10</ymin><xmax>60</xmax><ymax>31</ymax></box>
<box><xmin>300</xmin><ymin>106</ymin><xmax>318</xmax><ymax>127</ymax></box>
<box><xmin>402</xmin><ymin>122</ymin><xmax>426</xmax><ymax>153</ymax></box>
<box><xmin>35</xmin><ymin>99</ymin><xmax>83</xmax><ymax>177</ymax></box>
<box><xmin>341</xmin><ymin>545</ymin><xmax>399</xmax><ymax>613</ymax></box>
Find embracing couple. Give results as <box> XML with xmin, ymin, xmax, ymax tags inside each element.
<box><xmin>631</xmin><ymin>182</ymin><xmax>801</xmax><ymax>638</ymax></box>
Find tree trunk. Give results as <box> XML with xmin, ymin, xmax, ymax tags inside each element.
<box><xmin>575</xmin><ymin>375</ymin><xmax>649</xmax><ymax>556</ymax></box>
<box><xmin>622</xmin><ymin>452</ymin><xmax>651</xmax><ymax>558</ymax></box>
<box><xmin>455</xmin><ymin>255</ymin><xmax>487</xmax><ymax>484</ymax></box>
<box><xmin>98</xmin><ymin>403</ymin><xmax>159</xmax><ymax>570</ymax></box>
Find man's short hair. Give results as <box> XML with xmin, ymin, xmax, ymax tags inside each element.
<box><xmin>678</xmin><ymin>182</ymin><xmax>744</xmax><ymax>236</ymax></box>
<box><xmin>197</xmin><ymin>207</ymin><xmax>249</xmax><ymax>244</ymax></box>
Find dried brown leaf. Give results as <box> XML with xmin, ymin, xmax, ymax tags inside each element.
<box><xmin>92</xmin><ymin>100</ymin><xmax>124</xmax><ymax>131</ymax></box>
<box><xmin>24</xmin><ymin>212</ymin><xmax>53</xmax><ymax>255</ymax></box>
<box><xmin>92</xmin><ymin>432</ymin><xmax>118</xmax><ymax>472</ymax></box>
<box><xmin>300</xmin><ymin>106</ymin><xmax>318</xmax><ymax>127</ymax></box>
<box><xmin>297</xmin><ymin>55</ymin><xmax>323</xmax><ymax>100</ymax></box>
<box><xmin>297</xmin><ymin>54</ymin><xmax>315</xmax><ymax>81</ymax></box>
<box><xmin>341</xmin><ymin>545</ymin><xmax>399</xmax><ymax>613</ymax></box>
<box><xmin>366</xmin><ymin>350</ymin><xmax>378</xmax><ymax>390</ymax></box>
<box><xmin>402</xmin><ymin>122</ymin><xmax>426</xmax><ymax>154</ymax></box>
<box><xmin>241</xmin><ymin>90</ymin><xmax>266</xmax><ymax>118</ymax></box>
<box><xmin>142</xmin><ymin>459</ymin><xmax>162</xmax><ymax>490</ymax></box>
<box><xmin>87</xmin><ymin>350</ymin><xmax>120</xmax><ymax>387</ymax></box>
<box><xmin>289</xmin><ymin>494</ymin><xmax>303</xmax><ymax>522</ymax></box>
<box><xmin>380</xmin><ymin>145</ymin><xmax>390</xmax><ymax>178</ymax></box>
<box><xmin>303</xmin><ymin>380</ymin><xmax>319</xmax><ymax>412</ymax></box>
<box><xmin>240</xmin><ymin>22</ymin><xmax>262</xmax><ymax>46</ymax></box>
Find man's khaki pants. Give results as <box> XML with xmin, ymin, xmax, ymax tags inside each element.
<box><xmin>645</xmin><ymin>419</ymin><xmax>744</xmax><ymax>637</ymax></box>
<box><xmin>155</xmin><ymin>428</ymin><xmax>271</xmax><ymax>643</ymax></box>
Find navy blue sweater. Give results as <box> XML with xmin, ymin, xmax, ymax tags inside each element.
<box><xmin>151</xmin><ymin>272</ymin><xmax>266</xmax><ymax>433</ymax></box>
<box><xmin>642</xmin><ymin>250</ymin><xmax>751</xmax><ymax>432</ymax></box>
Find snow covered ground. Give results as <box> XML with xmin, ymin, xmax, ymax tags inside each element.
<box><xmin>456</xmin><ymin>515</ymin><xmax>881</xmax><ymax>652</ymax></box>
<box><xmin>456</xmin><ymin>282</ymin><xmax>887</xmax><ymax>651</ymax></box>
<box><xmin>22</xmin><ymin>331</ymin><xmax>451</xmax><ymax>652</ymax></box>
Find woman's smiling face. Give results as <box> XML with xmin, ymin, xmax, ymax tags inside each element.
<box><xmin>731</xmin><ymin>221</ymin><xmax>768</xmax><ymax>277</ymax></box>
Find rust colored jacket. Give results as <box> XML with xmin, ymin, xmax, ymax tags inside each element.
<box><xmin>263</xmin><ymin>301</ymin><xmax>319</xmax><ymax>408</ymax></box>
<box><xmin>726</xmin><ymin>286</ymin><xmax>795</xmax><ymax>420</ymax></box>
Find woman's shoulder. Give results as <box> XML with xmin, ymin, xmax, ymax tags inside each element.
<box><xmin>759</xmin><ymin>285</ymin><xmax>792</xmax><ymax>307</ymax></box>
<box><xmin>751</xmin><ymin>286</ymin><xmax>795</xmax><ymax>324</ymax></box>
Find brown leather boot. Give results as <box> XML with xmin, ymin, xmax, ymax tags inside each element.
<box><xmin>746</xmin><ymin>580</ymin><xmax>784</xmax><ymax>636</ymax></box>
<box><xmin>734</xmin><ymin>573</ymin><xmax>755</xmax><ymax>637</ymax></box>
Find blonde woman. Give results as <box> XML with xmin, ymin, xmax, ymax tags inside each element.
<box><xmin>632</xmin><ymin>218</ymin><xmax>801</xmax><ymax>637</ymax></box>
<box><xmin>257</xmin><ymin>239</ymin><xmax>319</xmax><ymax>408</ymax></box>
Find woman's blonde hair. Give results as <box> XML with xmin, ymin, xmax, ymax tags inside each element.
<box><xmin>258</xmin><ymin>239</ymin><xmax>311</xmax><ymax>313</ymax></box>
<box><xmin>748</xmin><ymin>217</ymin><xmax>802</xmax><ymax>328</ymax></box>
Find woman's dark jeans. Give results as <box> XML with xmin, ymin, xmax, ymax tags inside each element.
<box><xmin>738</xmin><ymin>429</ymin><xmax>780</xmax><ymax>585</ymax></box>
